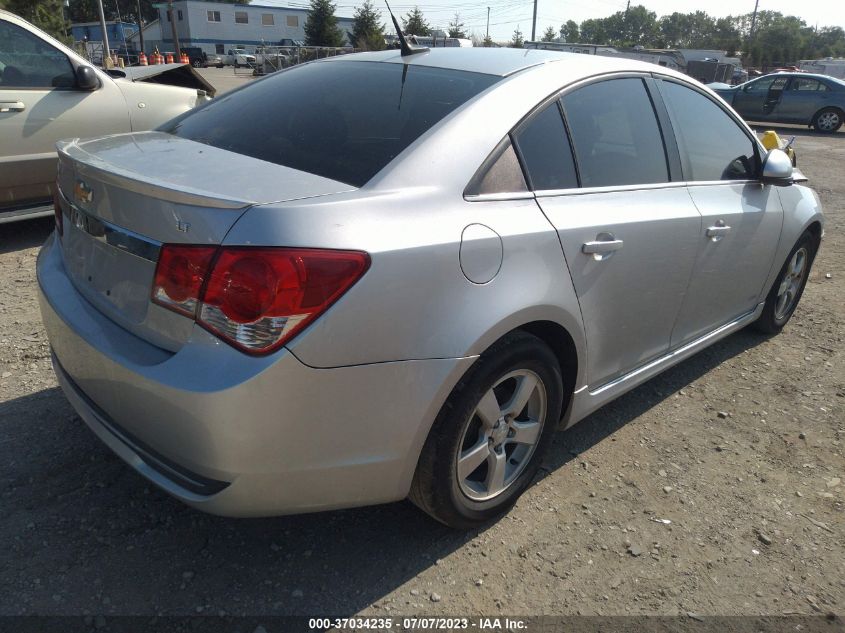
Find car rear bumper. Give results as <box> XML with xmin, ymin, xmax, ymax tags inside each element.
<box><xmin>37</xmin><ymin>233</ymin><xmax>474</xmax><ymax>516</ymax></box>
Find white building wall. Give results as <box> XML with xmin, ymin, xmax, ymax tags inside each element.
<box><xmin>158</xmin><ymin>0</ymin><xmax>354</xmax><ymax>54</ymax></box>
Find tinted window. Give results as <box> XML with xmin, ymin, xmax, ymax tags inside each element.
<box><xmin>561</xmin><ymin>78</ymin><xmax>669</xmax><ymax>188</ymax></box>
<box><xmin>164</xmin><ymin>61</ymin><xmax>499</xmax><ymax>187</ymax></box>
<box><xmin>659</xmin><ymin>80</ymin><xmax>757</xmax><ymax>181</ymax></box>
<box><xmin>0</xmin><ymin>21</ymin><xmax>74</xmax><ymax>89</ymax></box>
<box><xmin>513</xmin><ymin>102</ymin><xmax>577</xmax><ymax>190</ymax></box>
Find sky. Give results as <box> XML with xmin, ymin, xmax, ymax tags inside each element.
<box><xmin>258</xmin><ymin>0</ymin><xmax>845</xmax><ymax>43</ymax></box>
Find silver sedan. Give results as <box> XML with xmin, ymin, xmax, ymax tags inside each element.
<box><xmin>38</xmin><ymin>48</ymin><xmax>823</xmax><ymax>528</ymax></box>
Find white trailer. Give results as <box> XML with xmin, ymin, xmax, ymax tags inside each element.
<box><xmin>798</xmin><ymin>58</ymin><xmax>845</xmax><ymax>79</ymax></box>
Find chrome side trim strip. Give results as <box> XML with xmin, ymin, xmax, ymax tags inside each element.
<box><xmin>59</xmin><ymin>189</ymin><xmax>161</xmax><ymax>263</ymax></box>
<box><xmin>563</xmin><ymin>304</ymin><xmax>765</xmax><ymax>429</ymax></box>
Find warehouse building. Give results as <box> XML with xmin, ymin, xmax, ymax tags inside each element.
<box><xmin>148</xmin><ymin>0</ymin><xmax>356</xmax><ymax>55</ymax></box>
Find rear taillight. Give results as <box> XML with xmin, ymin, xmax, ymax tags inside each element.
<box><xmin>53</xmin><ymin>189</ymin><xmax>63</xmax><ymax>236</ymax></box>
<box><xmin>151</xmin><ymin>245</ymin><xmax>217</xmax><ymax>317</ymax></box>
<box><xmin>151</xmin><ymin>246</ymin><xmax>369</xmax><ymax>355</ymax></box>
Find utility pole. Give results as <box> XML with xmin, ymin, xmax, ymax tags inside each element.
<box><xmin>749</xmin><ymin>0</ymin><xmax>760</xmax><ymax>39</ymax></box>
<box><xmin>96</xmin><ymin>0</ymin><xmax>111</xmax><ymax>67</ymax></box>
<box><xmin>531</xmin><ymin>0</ymin><xmax>538</xmax><ymax>41</ymax></box>
<box><xmin>137</xmin><ymin>0</ymin><xmax>145</xmax><ymax>54</ymax></box>
<box><xmin>167</xmin><ymin>0</ymin><xmax>182</xmax><ymax>57</ymax></box>
<box><xmin>486</xmin><ymin>6</ymin><xmax>490</xmax><ymax>41</ymax></box>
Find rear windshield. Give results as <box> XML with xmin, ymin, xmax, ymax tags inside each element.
<box><xmin>163</xmin><ymin>60</ymin><xmax>500</xmax><ymax>186</ymax></box>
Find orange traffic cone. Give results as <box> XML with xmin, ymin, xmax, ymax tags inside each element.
<box><xmin>165</xmin><ymin>52</ymin><xmax>174</xmax><ymax>64</ymax></box>
<box><xmin>180</xmin><ymin>52</ymin><xmax>189</xmax><ymax>64</ymax></box>
<box><xmin>139</xmin><ymin>51</ymin><xmax>148</xmax><ymax>66</ymax></box>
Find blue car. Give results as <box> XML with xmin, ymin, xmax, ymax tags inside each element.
<box><xmin>709</xmin><ymin>72</ymin><xmax>845</xmax><ymax>133</ymax></box>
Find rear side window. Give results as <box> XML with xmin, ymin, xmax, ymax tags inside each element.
<box><xmin>163</xmin><ymin>61</ymin><xmax>499</xmax><ymax>187</ymax></box>
<box><xmin>513</xmin><ymin>102</ymin><xmax>578</xmax><ymax>191</ymax></box>
<box><xmin>659</xmin><ymin>80</ymin><xmax>758</xmax><ymax>181</ymax></box>
<box><xmin>561</xmin><ymin>78</ymin><xmax>669</xmax><ymax>188</ymax></box>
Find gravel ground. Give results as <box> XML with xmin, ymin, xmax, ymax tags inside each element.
<box><xmin>0</xmin><ymin>127</ymin><xmax>842</xmax><ymax>622</ymax></box>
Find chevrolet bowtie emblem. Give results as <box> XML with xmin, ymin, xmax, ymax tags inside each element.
<box><xmin>74</xmin><ymin>180</ymin><xmax>93</xmax><ymax>204</ymax></box>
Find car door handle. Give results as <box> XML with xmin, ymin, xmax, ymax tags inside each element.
<box><xmin>706</xmin><ymin>225</ymin><xmax>731</xmax><ymax>237</ymax></box>
<box><xmin>582</xmin><ymin>239</ymin><xmax>624</xmax><ymax>254</ymax></box>
<box><xmin>0</xmin><ymin>101</ymin><xmax>25</xmax><ymax>113</ymax></box>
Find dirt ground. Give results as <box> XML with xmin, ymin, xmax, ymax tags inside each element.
<box><xmin>0</xmin><ymin>127</ymin><xmax>842</xmax><ymax>624</ymax></box>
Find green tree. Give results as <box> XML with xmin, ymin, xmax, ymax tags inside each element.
<box><xmin>447</xmin><ymin>12</ymin><xmax>466</xmax><ymax>38</ymax></box>
<box><xmin>351</xmin><ymin>0</ymin><xmax>385</xmax><ymax>50</ymax></box>
<box><xmin>402</xmin><ymin>6</ymin><xmax>430</xmax><ymax>36</ymax></box>
<box><xmin>712</xmin><ymin>16</ymin><xmax>741</xmax><ymax>56</ymax></box>
<box><xmin>1</xmin><ymin>0</ymin><xmax>69</xmax><ymax>41</ymax></box>
<box><xmin>510</xmin><ymin>26</ymin><xmax>524</xmax><ymax>48</ymax></box>
<box><xmin>541</xmin><ymin>25</ymin><xmax>556</xmax><ymax>42</ymax></box>
<box><xmin>579</xmin><ymin>18</ymin><xmax>607</xmax><ymax>43</ymax></box>
<box><xmin>304</xmin><ymin>0</ymin><xmax>345</xmax><ymax>47</ymax></box>
<box><xmin>560</xmin><ymin>19</ymin><xmax>579</xmax><ymax>42</ymax></box>
<box><xmin>482</xmin><ymin>34</ymin><xmax>494</xmax><ymax>47</ymax></box>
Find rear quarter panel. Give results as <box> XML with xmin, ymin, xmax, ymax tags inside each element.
<box><xmin>224</xmin><ymin>188</ymin><xmax>586</xmax><ymax>386</ymax></box>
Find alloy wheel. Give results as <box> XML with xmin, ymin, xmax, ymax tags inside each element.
<box><xmin>456</xmin><ymin>370</ymin><xmax>547</xmax><ymax>502</ymax></box>
<box><xmin>775</xmin><ymin>247</ymin><xmax>808</xmax><ymax>321</ymax></box>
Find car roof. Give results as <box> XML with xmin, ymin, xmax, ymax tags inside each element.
<box><xmin>331</xmin><ymin>47</ymin><xmax>660</xmax><ymax>78</ymax></box>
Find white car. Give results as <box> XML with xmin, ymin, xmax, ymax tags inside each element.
<box><xmin>0</xmin><ymin>10</ymin><xmax>214</xmax><ymax>224</ymax></box>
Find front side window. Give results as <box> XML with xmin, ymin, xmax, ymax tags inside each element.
<box><xmin>744</xmin><ymin>75</ymin><xmax>788</xmax><ymax>93</ymax></box>
<box><xmin>561</xmin><ymin>77</ymin><xmax>669</xmax><ymax>188</ymax></box>
<box><xmin>235</xmin><ymin>11</ymin><xmax>248</xmax><ymax>24</ymax></box>
<box><xmin>163</xmin><ymin>61</ymin><xmax>500</xmax><ymax>187</ymax></box>
<box><xmin>513</xmin><ymin>102</ymin><xmax>578</xmax><ymax>191</ymax></box>
<box><xmin>659</xmin><ymin>80</ymin><xmax>758</xmax><ymax>181</ymax></box>
<box><xmin>0</xmin><ymin>20</ymin><xmax>74</xmax><ymax>89</ymax></box>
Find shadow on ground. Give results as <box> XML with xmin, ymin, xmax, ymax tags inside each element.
<box><xmin>0</xmin><ymin>217</ymin><xmax>53</xmax><ymax>255</ymax></box>
<box><xmin>0</xmin><ymin>326</ymin><xmax>769</xmax><ymax>617</ymax></box>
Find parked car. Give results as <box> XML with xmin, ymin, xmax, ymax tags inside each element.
<box><xmin>0</xmin><ymin>10</ymin><xmax>214</xmax><ymax>224</ymax></box>
<box><xmin>205</xmin><ymin>52</ymin><xmax>225</xmax><ymax>68</ymax></box>
<box><xmin>254</xmin><ymin>47</ymin><xmax>290</xmax><ymax>70</ymax></box>
<box><xmin>39</xmin><ymin>49</ymin><xmax>822</xmax><ymax>529</ymax></box>
<box><xmin>710</xmin><ymin>72</ymin><xmax>845</xmax><ymax>133</ymax></box>
<box><xmin>181</xmin><ymin>47</ymin><xmax>208</xmax><ymax>68</ymax></box>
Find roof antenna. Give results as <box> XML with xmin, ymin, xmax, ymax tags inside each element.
<box><xmin>385</xmin><ymin>0</ymin><xmax>428</xmax><ymax>57</ymax></box>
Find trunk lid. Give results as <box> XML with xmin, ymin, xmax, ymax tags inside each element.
<box><xmin>55</xmin><ymin>132</ymin><xmax>355</xmax><ymax>351</ymax></box>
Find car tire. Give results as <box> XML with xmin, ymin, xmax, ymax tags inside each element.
<box><xmin>192</xmin><ymin>59</ymin><xmax>203</xmax><ymax>68</ymax></box>
<box><xmin>409</xmin><ymin>331</ymin><xmax>564</xmax><ymax>529</ymax></box>
<box><xmin>811</xmin><ymin>107</ymin><xmax>843</xmax><ymax>133</ymax></box>
<box><xmin>754</xmin><ymin>230</ymin><xmax>819</xmax><ymax>335</ymax></box>
<box><xmin>217</xmin><ymin>64</ymin><xmax>224</xmax><ymax>69</ymax></box>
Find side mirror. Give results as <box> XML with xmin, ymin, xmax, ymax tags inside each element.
<box><xmin>75</xmin><ymin>65</ymin><xmax>99</xmax><ymax>91</ymax></box>
<box><xmin>761</xmin><ymin>148</ymin><xmax>793</xmax><ymax>186</ymax></box>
